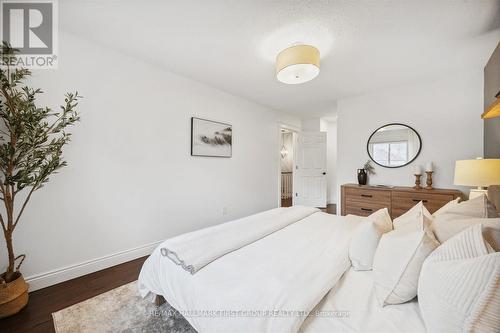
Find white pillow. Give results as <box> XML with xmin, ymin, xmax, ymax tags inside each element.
<box><xmin>393</xmin><ymin>201</ymin><xmax>433</xmax><ymax>230</ymax></box>
<box><xmin>437</xmin><ymin>195</ymin><xmax>498</xmax><ymax>218</ymax></box>
<box><xmin>432</xmin><ymin>198</ymin><xmax>460</xmax><ymax>217</ymax></box>
<box><xmin>345</xmin><ymin>214</ymin><xmax>368</xmax><ymax>224</ymax></box>
<box><xmin>373</xmin><ymin>223</ymin><xmax>439</xmax><ymax>306</ymax></box>
<box><xmin>418</xmin><ymin>224</ymin><xmax>499</xmax><ymax>333</ymax></box>
<box><xmin>431</xmin><ymin>217</ymin><xmax>500</xmax><ymax>251</ymax></box>
<box><xmin>349</xmin><ymin>208</ymin><xmax>393</xmax><ymax>271</ymax></box>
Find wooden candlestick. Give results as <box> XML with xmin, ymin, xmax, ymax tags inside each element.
<box><xmin>425</xmin><ymin>171</ymin><xmax>433</xmax><ymax>190</ymax></box>
<box><xmin>413</xmin><ymin>174</ymin><xmax>422</xmax><ymax>190</ymax></box>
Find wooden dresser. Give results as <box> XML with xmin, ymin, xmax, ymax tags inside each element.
<box><xmin>341</xmin><ymin>184</ymin><xmax>463</xmax><ymax>219</ymax></box>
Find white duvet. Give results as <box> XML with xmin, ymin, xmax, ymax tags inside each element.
<box><xmin>159</xmin><ymin>206</ymin><xmax>319</xmax><ymax>274</ymax></box>
<box><xmin>139</xmin><ymin>211</ymin><xmax>362</xmax><ymax>333</ymax></box>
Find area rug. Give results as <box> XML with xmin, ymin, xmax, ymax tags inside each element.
<box><xmin>52</xmin><ymin>281</ymin><xmax>196</xmax><ymax>333</ymax></box>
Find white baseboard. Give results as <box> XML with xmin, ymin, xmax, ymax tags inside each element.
<box><xmin>25</xmin><ymin>240</ymin><xmax>162</xmax><ymax>292</ymax></box>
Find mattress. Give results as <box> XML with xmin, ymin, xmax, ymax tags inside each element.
<box><xmin>299</xmin><ymin>268</ymin><xmax>426</xmax><ymax>333</ymax></box>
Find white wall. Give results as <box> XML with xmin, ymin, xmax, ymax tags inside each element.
<box><xmin>326</xmin><ymin>120</ymin><xmax>338</xmax><ymax>204</ymax></box>
<box><xmin>301</xmin><ymin>118</ymin><xmax>322</xmax><ymax>132</ymax></box>
<box><xmin>0</xmin><ymin>32</ymin><xmax>300</xmax><ymax>290</ymax></box>
<box><xmin>337</xmin><ymin>70</ymin><xmax>484</xmax><ymax>210</ymax></box>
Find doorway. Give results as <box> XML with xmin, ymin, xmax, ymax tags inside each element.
<box><xmin>279</xmin><ymin>127</ymin><xmax>296</xmax><ymax>207</ymax></box>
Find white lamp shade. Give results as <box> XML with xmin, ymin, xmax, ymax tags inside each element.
<box><xmin>276</xmin><ymin>45</ymin><xmax>320</xmax><ymax>84</ymax></box>
<box><xmin>454</xmin><ymin>159</ymin><xmax>500</xmax><ymax>187</ymax></box>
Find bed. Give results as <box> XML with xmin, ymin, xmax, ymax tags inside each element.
<box><xmin>140</xmin><ymin>209</ymin><xmax>354</xmax><ymax>332</ymax></box>
<box><xmin>138</xmin><ymin>206</ymin><xmax>427</xmax><ymax>333</ymax></box>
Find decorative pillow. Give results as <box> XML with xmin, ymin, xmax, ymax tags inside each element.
<box><xmin>432</xmin><ymin>198</ymin><xmax>460</xmax><ymax>217</ymax></box>
<box><xmin>436</xmin><ymin>195</ymin><xmax>498</xmax><ymax>218</ymax></box>
<box><xmin>349</xmin><ymin>208</ymin><xmax>393</xmax><ymax>271</ymax></box>
<box><xmin>373</xmin><ymin>223</ymin><xmax>439</xmax><ymax>306</ymax></box>
<box><xmin>418</xmin><ymin>224</ymin><xmax>499</xmax><ymax>333</ymax></box>
<box><xmin>393</xmin><ymin>201</ymin><xmax>433</xmax><ymax>230</ymax></box>
<box><xmin>431</xmin><ymin>217</ymin><xmax>500</xmax><ymax>251</ymax></box>
<box><xmin>345</xmin><ymin>214</ymin><xmax>367</xmax><ymax>224</ymax></box>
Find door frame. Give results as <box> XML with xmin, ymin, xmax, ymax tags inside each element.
<box><xmin>277</xmin><ymin>122</ymin><xmax>300</xmax><ymax>207</ymax></box>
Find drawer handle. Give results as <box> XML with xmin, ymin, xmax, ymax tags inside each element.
<box><xmin>361</xmin><ymin>208</ymin><xmax>373</xmax><ymax>212</ymax></box>
<box><xmin>361</xmin><ymin>194</ymin><xmax>373</xmax><ymax>198</ymax></box>
<box><xmin>412</xmin><ymin>199</ymin><xmax>428</xmax><ymax>203</ymax></box>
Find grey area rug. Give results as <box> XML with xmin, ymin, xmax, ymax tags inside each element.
<box><xmin>52</xmin><ymin>281</ymin><xmax>197</xmax><ymax>333</ymax></box>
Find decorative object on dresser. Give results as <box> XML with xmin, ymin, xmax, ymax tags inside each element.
<box><xmin>366</xmin><ymin>123</ymin><xmax>422</xmax><ymax>168</ymax></box>
<box><xmin>357</xmin><ymin>169</ymin><xmax>368</xmax><ymax>185</ymax></box>
<box><xmin>358</xmin><ymin>160</ymin><xmax>376</xmax><ymax>185</ymax></box>
<box><xmin>341</xmin><ymin>184</ymin><xmax>462</xmax><ymax>219</ymax></box>
<box><xmin>425</xmin><ymin>172</ymin><xmax>434</xmax><ymax>189</ymax></box>
<box><xmin>413</xmin><ymin>165</ymin><xmax>422</xmax><ymax>189</ymax></box>
<box><xmin>364</xmin><ymin>160</ymin><xmax>376</xmax><ymax>175</ymax></box>
<box><xmin>454</xmin><ymin>158</ymin><xmax>500</xmax><ymax>199</ymax></box>
<box><xmin>413</xmin><ymin>175</ymin><xmax>422</xmax><ymax>189</ymax></box>
<box><xmin>425</xmin><ymin>161</ymin><xmax>433</xmax><ymax>190</ymax></box>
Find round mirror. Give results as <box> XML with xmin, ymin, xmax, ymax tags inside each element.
<box><xmin>367</xmin><ymin>123</ymin><xmax>422</xmax><ymax>168</ymax></box>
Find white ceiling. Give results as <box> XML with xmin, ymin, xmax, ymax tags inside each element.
<box><xmin>60</xmin><ymin>0</ymin><xmax>500</xmax><ymax>117</ymax></box>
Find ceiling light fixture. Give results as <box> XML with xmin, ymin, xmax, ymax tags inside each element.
<box><xmin>276</xmin><ymin>44</ymin><xmax>320</xmax><ymax>84</ymax></box>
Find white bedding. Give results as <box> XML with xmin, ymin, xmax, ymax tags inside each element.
<box><xmin>300</xmin><ymin>268</ymin><xmax>426</xmax><ymax>333</ymax></box>
<box><xmin>139</xmin><ymin>211</ymin><xmax>362</xmax><ymax>333</ymax></box>
<box><xmin>159</xmin><ymin>205</ymin><xmax>319</xmax><ymax>274</ymax></box>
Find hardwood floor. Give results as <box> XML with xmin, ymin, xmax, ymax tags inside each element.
<box><xmin>0</xmin><ymin>204</ymin><xmax>336</xmax><ymax>333</ymax></box>
<box><xmin>0</xmin><ymin>256</ymin><xmax>147</xmax><ymax>333</ymax></box>
<box><xmin>320</xmin><ymin>203</ymin><xmax>337</xmax><ymax>215</ymax></box>
<box><xmin>281</xmin><ymin>197</ymin><xmax>293</xmax><ymax>207</ymax></box>
<box><xmin>281</xmin><ymin>198</ymin><xmax>337</xmax><ymax>215</ymax></box>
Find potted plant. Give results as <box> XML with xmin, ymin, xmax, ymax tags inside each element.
<box><xmin>358</xmin><ymin>160</ymin><xmax>376</xmax><ymax>185</ymax></box>
<box><xmin>0</xmin><ymin>42</ymin><xmax>81</xmax><ymax>317</ymax></box>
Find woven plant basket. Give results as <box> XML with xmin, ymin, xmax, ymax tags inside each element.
<box><xmin>0</xmin><ymin>272</ymin><xmax>29</xmax><ymax>318</ymax></box>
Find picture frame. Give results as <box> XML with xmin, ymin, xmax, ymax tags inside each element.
<box><xmin>191</xmin><ymin>117</ymin><xmax>232</xmax><ymax>157</ymax></box>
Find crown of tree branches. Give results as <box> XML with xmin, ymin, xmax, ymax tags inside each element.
<box><xmin>0</xmin><ymin>42</ymin><xmax>81</xmax><ymax>282</ymax></box>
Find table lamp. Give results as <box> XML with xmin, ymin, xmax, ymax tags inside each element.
<box><xmin>454</xmin><ymin>158</ymin><xmax>500</xmax><ymax>199</ymax></box>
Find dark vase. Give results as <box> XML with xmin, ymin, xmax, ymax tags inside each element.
<box><xmin>357</xmin><ymin>169</ymin><xmax>367</xmax><ymax>185</ymax></box>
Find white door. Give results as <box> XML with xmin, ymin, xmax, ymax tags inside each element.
<box><xmin>293</xmin><ymin>132</ymin><xmax>327</xmax><ymax>208</ymax></box>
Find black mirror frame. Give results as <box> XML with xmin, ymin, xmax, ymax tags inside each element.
<box><xmin>366</xmin><ymin>123</ymin><xmax>422</xmax><ymax>169</ymax></box>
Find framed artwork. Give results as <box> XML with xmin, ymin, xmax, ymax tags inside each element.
<box><xmin>191</xmin><ymin>117</ymin><xmax>232</xmax><ymax>157</ymax></box>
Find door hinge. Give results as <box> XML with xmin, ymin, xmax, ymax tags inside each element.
<box><xmin>295</xmin><ymin>193</ymin><xmax>298</xmax><ymax>197</ymax></box>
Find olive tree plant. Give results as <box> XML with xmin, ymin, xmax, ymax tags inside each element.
<box><xmin>0</xmin><ymin>42</ymin><xmax>81</xmax><ymax>283</ymax></box>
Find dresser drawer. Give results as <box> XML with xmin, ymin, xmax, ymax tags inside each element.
<box><xmin>341</xmin><ymin>184</ymin><xmax>461</xmax><ymax>219</ymax></box>
<box><xmin>392</xmin><ymin>191</ymin><xmax>454</xmax><ymax>217</ymax></box>
<box><xmin>344</xmin><ymin>187</ymin><xmax>391</xmax><ymax>206</ymax></box>
<box><xmin>345</xmin><ymin>200</ymin><xmax>391</xmax><ymax>217</ymax></box>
